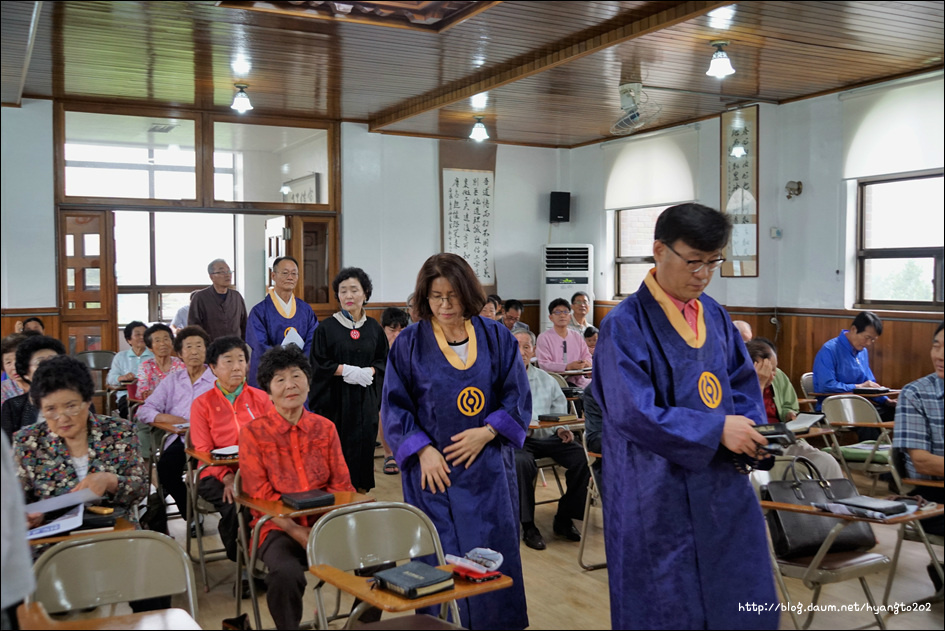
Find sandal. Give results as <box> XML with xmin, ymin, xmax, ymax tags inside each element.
<box><xmin>383</xmin><ymin>456</ymin><xmax>400</xmax><ymax>475</ymax></box>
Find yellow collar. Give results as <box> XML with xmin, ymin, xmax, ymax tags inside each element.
<box><xmin>268</xmin><ymin>287</ymin><xmax>296</xmax><ymax>319</ymax></box>
<box><xmin>431</xmin><ymin>319</ymin><xmax>478</xmax><ymax>370</ymax></box>
<box><xmin>644</xmin><ymin>269</ymin><xmax>706</xmax><ymax>349</ymax></box>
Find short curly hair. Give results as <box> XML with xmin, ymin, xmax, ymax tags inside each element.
<box><xmin>332</xmin><ymin>267</ymin><xmax>373</xmax><ymax>304</ymax></box>
<box><xmin>30</xmin><ymin>355</ymin><xmax>95</xmax><ymax>407</ymax></box>
<box><xmin>144</xmin><ymin>323</ymin><xmax>174</xmax><ymax>349</ymax></box>
<box><xmin>207</xmin><ymin>336</ymin><xmax>249</xmax><ymax>366</ymax></box>
<box><xmin>15</xmin><ymin>335</ymin><xmax>66</xmax><ymax>384</ymax></box>
<box><xmin>256</xmin><ymin>346</ymin><xmax>312</xmax><ymax>394</ymax></box>
<box><xmin>1</xmin><ymin>333</ymin><xmax>27</xmax><ymax>357</ymax></box>
<box><xmin>173</xmin><ymin>325</ymin><xmax>211</xmax><ymax>354</ymax></box>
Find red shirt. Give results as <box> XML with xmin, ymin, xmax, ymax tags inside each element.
<box><xmin>762</xmin><ymin>384</ymin><xmax>779</xmax><ymax>425</ymax></box>
<box><xmin>190</xmin><ymin>384</ymin><xmax>273</xmax><ymax>482</ymax></box>
<box><xmin>665</xmin><ymin>292</ymin><xmax>701</xmax><ymax>340</ymax></box>
<box><xmin>239</xmin><ymin>409</ymin><xmax>355</xmax><ymax>548</ymax></box>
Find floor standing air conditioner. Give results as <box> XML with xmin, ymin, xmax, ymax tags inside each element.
<box><xmin>540</xmin><ymin>244</ymin><xmax>594</xmax><ymax>332</ymax></box>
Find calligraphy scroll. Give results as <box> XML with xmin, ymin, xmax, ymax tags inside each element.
<box><xmin>442</xmin><ymin>168</ymin><xmax>495</xmax><ymax>284</ymax></box>
<box><xmin>720</xmin><ymin>106</ymin><xmax>758</xmax><ymax>278</ymax></box>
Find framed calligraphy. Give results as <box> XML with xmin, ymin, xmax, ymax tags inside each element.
<box><xmin>441</xmin><ymin>168</ymin><xmax>495</xmax><ymax>284</ymax></box>
<box><xmin>719</xmin><ymin>106</ymin><xmax>758</xmax><ymax>278</ymax></box>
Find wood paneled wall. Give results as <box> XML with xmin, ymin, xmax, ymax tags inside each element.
<box><xmin>363</xmin><ymin>300</ymin><xmax>543</xmax><ymax>332</ymax></box>
<box><xmin>593</xmin><ymin>301</ymin><xmax>941</xmax><ymax>394</ymax></box>
<box><xmin>1</xmin><ymin>309</ymin><xmax>62</xmax><ymax>339</ymax></box>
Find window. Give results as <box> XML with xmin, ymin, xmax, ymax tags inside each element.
<box><xmin>857</xmin><ymin>172</ymin><xmax>944</xmax><ymax>310</ymax></box>
<box><xmin>114</xmin><ymin>210</ymin><xmax>235</xmax><ymax>326</ymax></box>
<box><xmin>615</xmin><ymin>205</ymin><xmax>667</xmax><ymax>296</ymax></box>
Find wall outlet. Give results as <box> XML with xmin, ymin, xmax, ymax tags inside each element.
<box><xmin>770</xmin><ymin>227</ymin><xmax>783</xmax><ymax>239</ymax></box>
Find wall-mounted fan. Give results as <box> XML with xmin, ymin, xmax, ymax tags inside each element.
<box><xmin>610</xmin><ymin>83</ymin><xmax>661</xmax><ymax>136</ymax></box>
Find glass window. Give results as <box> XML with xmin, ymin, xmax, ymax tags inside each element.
<box><xmin>615</xmin><ymin>205</ymin><xmax>667</xmax><ymax>296</ymax></box>
<box><xmin>118</xmin><ymin>293</ymin><xmax>149</xmax><ymax>326</ymax></box>
<box><xmin>64</xmin><ymin>112</ymin><xmax>196</xmax><ymax>200</ymax></box>
<box><xmin>213</xmin><ymin>122</ymin><xmax>329</xmax><ymax>204</ymax></box>
<box><xmin>83</xmin><ymin>234</ymin><xmax>100</xmax><ymax>257</ymax></box>
<box><xmin>160</xmin><ymin>293</ymin><xmax>193</xmax><ymax>323</ymax></box>
<box><xmin>153</xmin><ymin>212</ymin><xmax>234</xmax><ymax>285</ymax></box>
<box><xmin>857</xmin><ymin>173</ymin><xmax>943</xmax><ymax>309</ymax></box>
<box><xmin>114</xmin><ymin>211</ymin><xmax>152</xmax><ymax>286</ymax></box>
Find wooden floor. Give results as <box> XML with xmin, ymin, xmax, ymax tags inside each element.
<box><xmin>159</xmin><ymin>456</ymin><xmax>940</xmax><ymax>629</ymax></box>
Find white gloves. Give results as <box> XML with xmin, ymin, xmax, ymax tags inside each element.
<box><xmin>341</xmin><ymin>365</ymin><xmax>374</xmax><ymax>387</ymax></box>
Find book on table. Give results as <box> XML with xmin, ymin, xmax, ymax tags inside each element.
<box><xmin>373</xmin><ymin>561</ymin><xmax>455</xmax><ymax>599</ymax></box>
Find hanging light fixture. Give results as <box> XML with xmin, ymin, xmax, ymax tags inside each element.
<box><xmin>469</xmin><ymin>116</ymin><xmax>489</xmax><ymax>142</ymax></box>
<box><xmin>705</xmin><ymin>40</ymin><xmax>735</xmax><ymax>78</ymax></box>
<box><xmin>231</xmin><ymin>84</ymin><xmax>254</xmax><ymax>113</ymax></box>
<box><xmin>730</xmin><ymin>142</ymin><xmax>746</xmax><ymax>158</ymax></box>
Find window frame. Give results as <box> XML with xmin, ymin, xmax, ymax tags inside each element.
<box><xmin>855</xmin><ymin>170</ymin><xmax>944</xmax><ymax>311</ymax></box>
<box><xmin>615</xmin><ymin>204</ymin><xmax>672</xmax><ymax>298</ymax></box>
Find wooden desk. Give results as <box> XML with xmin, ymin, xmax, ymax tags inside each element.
<box><xmin>30</xmin><ymin>517</ymin><xmax>135</xmax><ymax>547</ymax></box>
<box><xmin>17</xmin><ymin>602</ymin><xmax>202</xmax><ymax>630</ymax></box>
<box><xmin>152</xmin><ymin>420</ymin><xmax>188</xmax><ymax>436</ymax></box>
<box><xmin>811</xmin><ymin>390</ymin><xmax>900</xmax><ymax>400</ymax></box>
<box><xmin>534</xmin><ymin>418</ymin><xmax>584</xmax><ymax>430</ymax></box>
<box><xmin>309</xmin><ymin>563</ymin><xmax>512</xmax><ymax>613</ymax></box>
<box><xmin>185</xmin><ymin>447</ymin><xmax>238</xmax><ymax>467</ymax></box>
<box><xmin>760</xmin><ymin>501</ymin><xmax>943</xmax><ymax>525</ymax></box>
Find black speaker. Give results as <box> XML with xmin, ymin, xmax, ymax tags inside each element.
<box><xmin>550</xmin><ymin>191</ymin><xmax>570</xmax><ymax>223</ymax></box>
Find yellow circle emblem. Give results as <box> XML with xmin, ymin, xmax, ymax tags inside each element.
<box><xmin>698</xmin><ymin>372</ymin><xmax>722</xmax><ymax>409</ymax></box>
<box><xmin>457</xmin><ymin>387</ymin><xmax>485</xmax><ymax>417</ymax></box>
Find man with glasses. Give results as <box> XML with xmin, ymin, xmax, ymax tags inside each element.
<box><xmin>246</xmin><ymin>256</ymin><xmax>317</xmax><ymax>387</ymax></box>
<box><xmin>592</xmin><ymin>203</ymin><xmax>777</xmax><ymax>629</ymax></box>
<box><xmin>568</xmin><ymin>291</ymin><xmax>593</xmax><ymax>334</ymax></box>
<box><xmin>813</xmin><ymin>311</ymin><xmax>895</xmax><ymax>429</ymax></box>
<box><xmin>189</xmin><ymin>259</ymin><xmax>247</xmax><ymax>342</ymax></box>
<box><xmin>536</xmin><ymin>298</ymin><xmax>592</xmax><ymax>389</ymax></box>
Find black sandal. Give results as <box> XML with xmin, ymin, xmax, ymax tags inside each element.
<box><xmin>383</xmin><ymin>456</ymin><xmax>399</xmax><ymax>475</ymax></box>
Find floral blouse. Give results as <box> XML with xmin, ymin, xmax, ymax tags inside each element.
<box><xmin>135</xmin><ymin>356</ymin><xmax>185</xmax><ymax>400</ymax></box>
<box><xmin>13</xmin><ymin>414</ymin><xmax>148</xmax><ymax>516</ymax></box>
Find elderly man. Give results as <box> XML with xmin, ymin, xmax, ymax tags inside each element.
<box><xmin>246</xmin><ymin>256</ymin><xmax>318</xmax><ymax>387</ymax></box>
<box><xmin>513</xmin><ymin>330</ymin><xmax>589</xmax><ymax>550</ymax></box>
<box><xmin>502</xmin><ymin>299</ymin><xmax>529</xmax><ymax>333</ymax></box>
<box><xmin>188</xmin><ymin>259</ymin><xmax>247</xmax><ymax>341</ymax></box>
<box><xmin>568</xmin><ymin>291</ymin><xmax>592</xmax><ymax>334</ymax></box>
<box><xmin>592</xmin><ymin>203</ymin><xmax>777</xmax><ymax>629</ymax></box>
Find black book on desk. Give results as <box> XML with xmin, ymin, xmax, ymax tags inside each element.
<box><xmin>373</xmin><ymin>561</ymin><xmax>454</xmax><ymax>599</ymax></box>
<box><xmin>280</xmin><ymin>488</ymin><xmax>334</xmax><ymax>510</ymax></box>
<box><xmin>853</xmin><ymin>387</ymin><xmax>889</xmax><ymax>395</ymax></box>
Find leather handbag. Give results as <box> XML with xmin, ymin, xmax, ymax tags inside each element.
<box><xmin>762</xmin><ymin>456</ymin><xmax>875</xmax><ymax>559</ymax></box>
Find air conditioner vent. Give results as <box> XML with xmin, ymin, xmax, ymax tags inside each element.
<box><xmin>543</xmin><ymin>247</ymin><xmax>590</xmax><ymax>271</ymax></box>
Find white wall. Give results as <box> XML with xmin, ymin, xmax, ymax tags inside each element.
<box><xmin>1</xmin><ymin>99</ymin><xmax>56</xmax><ymax>308</ymax></box>
<box><xmin>340</xmin><ymin>123</ymin><xmax>570</xmax><ymax>302</ymax></box>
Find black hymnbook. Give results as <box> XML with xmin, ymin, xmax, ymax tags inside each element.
<box><xmin>373</xmin><ymin>561</ymin><xmax>454</xmax><ymax>599</ymax></box>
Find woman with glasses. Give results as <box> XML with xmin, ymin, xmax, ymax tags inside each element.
<box><xmin>15</xmin><ymin>355</ymin><xmax>147</xmax><ymax>527</ymax></box>
<box><xmin>382</xmin><ymin>253</ymin><xmax>530</xmax><ymax>630</ymax></box>
<box><xmin>246</xmin><ymin>256</ymin><xmax>318</xmax><ymax>387</ymax></box>
<box><xmin>308</xmin><ymin>267</ymin><xmax>387</xmax><ymax>493</ymax></box>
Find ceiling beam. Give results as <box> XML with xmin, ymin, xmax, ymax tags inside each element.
<box><xmin>8</xmin><ymin>1</ymin><xmax>43</xmax><ymax>108</ymax></box>
<box><xmin>369</xmin><ymin>0</ymin><xmax>733</xmax><ymax>130</ymax></box>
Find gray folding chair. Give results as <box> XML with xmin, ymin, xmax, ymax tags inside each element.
<box><xmin>29</xmin><ymin>530</ymin><xmax>197</xmax><ymax>618</ymax></box>
<box><xmin>75</xmin><ymin>350</ymin><xmax>116</xmax><ymax>415</ymax></box>
<box><xmin>821</xmin><ymin>394</ymin><xmax>892</xmax><ymax>492</ymax></box>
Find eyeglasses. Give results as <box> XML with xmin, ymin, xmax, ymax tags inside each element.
<box><xmin>276</xmin><ymin>270</ymin><xmax>299</xmax><ymax>278</ymax></box>
<box><xmin>210</xmin><ymin>269</ymin><xmax>233</xmax><ymax>276</ymax></box>
<box><xmin>551</xmin><ymin>309</ymin><xmax>571</xmax><ymax>316</ymax></box>
<box><xmin>662</xmin><ymin>241</ymin><xmax>725</xmax><ymax>273</ymax></box>
<box><xmin>428</xmin><ymin>294</ymin><xmax>458</xmax><ymax>305</ymax></box>
<box><xmin>42</xmin><ymin>400</ymin><xmax>87</xmax><ymax>421</ymax></box>
<box><xmin>572</xmin><ymin>300</ymin><xmax>589</xmax><ymax>307</ymax></box>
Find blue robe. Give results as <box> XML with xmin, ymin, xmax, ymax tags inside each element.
<box><xmin>382</xmin><ymin>316</ymin><xmax>530</xmax><ymax>630</ymax></box>
<box><xmin>591</xmin><ymin>272</ymin><xmax>778</xmax><ymax>630</ymax></box>
<box><xmin>246</xmin><ymin>290</ymin><xmax>318</xmax><ymax>387</ymax></box>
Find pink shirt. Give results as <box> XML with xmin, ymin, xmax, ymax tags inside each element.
<box><xmin>535</xmin><ymin>327</ymin><xmax>592</xmax><ymax>388</ymax></box>
<box><xmin>665</xmin><ymin>293</ymin><xmax>701</xmax><ymax>340</ymax></box>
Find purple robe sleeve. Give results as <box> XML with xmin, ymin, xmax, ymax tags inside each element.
<box><xmin>482</xmin><ymin>324</ymin><xmax>529</xmax><ymax>448</ymax></box>
<box><xmin>381</xmin><ymin>331</ymin><xmax>432</xmax><ymax>464</ymax></box>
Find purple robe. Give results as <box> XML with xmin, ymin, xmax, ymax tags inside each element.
<box><xmin>382</xmin><ymin>316</ymin><xmax>530</xmax><ymax>630</ymax></box>
<box><xmin>246</xmin><ymin>291</ymin><xmax>317</xmax><ymax>387</ymax></box>
<box><xmin>591</xmin><ymin>273</ymin><xmax>778</xmax><ymax>630</ymax></box>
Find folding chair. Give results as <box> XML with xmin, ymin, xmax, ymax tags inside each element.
<box><xmin>821</xmin><ymin>394</ymin><xmax>892</xmax><ymax>492</ymax></box>
<box><xmin>28</xmin><ymin>530</ymin><xmax>197</xmax><ymax>618</ymax></box>
<box><xmin>75</xmin><ymin>350</ymin><xmax>116</xmax><ymax>415</ymax></box>
<box><xmin>184</xmin><ymin>429</ymin><xmax>231</xmax><ymax>590</ymax></box>
<box><xmin>307</xmin><ymin>501</ymin><xmax>462</xmax><ymax>630</ymax></box>
<box><xmin>578</xmin><ymin>439</ymin><xmax>605</xmax><ymax>571</ymax></box>
<box><xmin>882</xmin><ymin>447</ymin><xmax>944</xmax><ymax>606</ymax></box>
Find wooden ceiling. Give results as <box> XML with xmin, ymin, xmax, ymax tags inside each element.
<box><xmin>2</xmin><ymin>1</ymin><xmax>942</xmax><ymax>147</ymax></box>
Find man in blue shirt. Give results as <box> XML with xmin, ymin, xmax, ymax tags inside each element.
<box><xmin>812</xmin><ymin>311</ymin><xmax>896</xmax><ymax>432</ymax></box>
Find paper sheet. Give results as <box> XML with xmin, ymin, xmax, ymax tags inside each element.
<box><xmin>28</xmin><ymin>504</ymin><xmax>84</xmax><ymax>540</ymax></box>
<box><xmin>24</xmin><ymin>488</ymin><xmax>101</xmax><ymax>514</ymax></box>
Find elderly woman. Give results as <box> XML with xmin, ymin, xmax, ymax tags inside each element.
<box><xmin>1</xmin><ymin>335</ymin><xmax>65</xmax><ymax>440</ymax></box>
<box><xmin>241</xmin><ymin>346</ymin><xmax>354</xmax><ymax>630</ymax></box>
<box><xmin>135</xmin><ymin>323</ymin><xmax>184</xmax><ymax>401</ymax></box>
<box><xmin>479</xmin><ymin>295</ymin><xmax>499</xmax><ymax>319</ymax></box>
<box><xmin>14</xmin><ymin>355</ymin><xmax>147</xmax><ymax>523</ymax></box>
<box><xmin>190</xmin><ymin>336</ymin><xmax>273</xmax><ymax>562</ymax></box>
<box><xmin>1</xmin><ymin>333</ymin><xmax>28</xmax><ymax>403</ymax></box>
<box><xmin>137</xmin><ymin>326</ymin><xmax>215</xmax><ymax>517</ymax></box>
<box><xmin>583</xmin><ymin>325</ymin><xmax>599</xmax><ymax>355</ymax></box>
<box><xmin>382</xmin><ymin>253</ymin><xmax>530</xmax><ymax>630</ymax></box>
<box><xmin>106</xmin><ymin>321</ymin><xmax>152</xmax><ymax>418</ymax></box>
<box><xmin>308</xmin><ymin>267</ymin><xmax>388</xmax><ymax>493</ymax></box>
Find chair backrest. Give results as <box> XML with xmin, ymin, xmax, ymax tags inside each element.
<box><xmin>75</xmin><ymin>350</ymin><xmax>117</xmax><ymax>371</ymax></box>
<box><xmin>800</xmin><ymin>372</ymin><xmax>814</xmax><ymax>399</ymax></box>
<box><xmin>29</xmin><ymin>530</ymin><xmax>197</xmax><ymax>617</ymax></box>
<box><xmin>822</xmin><ymin>394</ymin><xmax>882</xmax><ymax>425</ymax></box>
<box><xmin>307</xmin><ymin>501</ymin><xmax>445</xmax><ymax>573</ymax></box>
<box><xmin>548</xmin><ymin>372</ymin><xmax>569</xmax><ymax>389</ymax></box>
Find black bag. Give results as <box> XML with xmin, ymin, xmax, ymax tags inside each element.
<box><xmin>762</xmin><ymin>456</ymin><xmax>875</xmax><ymax>559</ymax></box>
<box><xmin>138</xmin><ymin>491</ymin><xmax>168</xmax><ymax>535</ymax></box>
